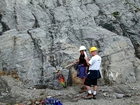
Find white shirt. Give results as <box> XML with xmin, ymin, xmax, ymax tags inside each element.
<box><xmin>89</xmin><ymin>55</ymin><xmax>101</xmax><ymax>70</ymax></box>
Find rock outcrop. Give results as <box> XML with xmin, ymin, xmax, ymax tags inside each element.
<box><xmin>0</xmin><ymin>0</ymin><xmax>140</xmax><ymax>89</ymax></box>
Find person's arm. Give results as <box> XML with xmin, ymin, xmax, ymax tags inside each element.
<box><xmin>85</xmin><ymin>57</ymin><xmax>90</xmax><ymax>66</ymax></box>
<box><xmin>73</xmin><ymin>59</ymin><xmax>79</xmax><ymax>64</ymax></box>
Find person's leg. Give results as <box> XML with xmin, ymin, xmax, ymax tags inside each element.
<box><xmin>93</xmin><ymin>85</ymin><xmax>97</xmax><ymax>95</ymax></box>
<box><xmin>86</xmin><ymin>85</ymin><xmax>92</xmax><ymax>94</ymax></box>
<box><xmin>84</xmin><ymin>85</ymin><xmax>93</xmax><ymax>99</ymax></box>
<box><xmin>92</xmin><ymin>79</ymin><xmax>98</xmax><ymax>99</ymax></box>
<box><xmin>84</xmin><ymin>76</ymin><xmax>93</xmax><ymax>99</ymax></box>
<box><xmin>79</xmin><ymin>66</ymin><xmax>87</xmax><ymax>92</ymax></box>
<box><xmin>79</xmin><ymin>77</ymin><xmax>86</xmax><ymax>93</ymax></box>
<box><xmin>86</xmin><ymin>85</ymin><xmax>91</xmax><ymax>91</ymax></box>
<box><xmin>82</xmin><ymin>77</ymin><xmax>85</xmax><ymax>86</ymax></box>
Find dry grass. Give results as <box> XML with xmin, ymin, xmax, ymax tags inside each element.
<box><xmin>0</xmin><ymin>70</ymin><xmax>20</xmax><ymax>80</ymax></box>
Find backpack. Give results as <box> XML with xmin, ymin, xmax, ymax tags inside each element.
<box><xmin>45</xmin><ymin>98</ymin><xmax>63</xmax><ymax>105</ymax></box>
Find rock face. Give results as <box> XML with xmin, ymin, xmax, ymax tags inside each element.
<box><xmin>0</xmin><ymin>0</ymin><xmax>140</xmax><ymax>88</ymax></box>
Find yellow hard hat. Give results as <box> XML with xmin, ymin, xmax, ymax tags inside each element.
<box><xmin>90</xmin><ymin>47</ymin><xmax>98</xmax><ymax>52</ymax></box>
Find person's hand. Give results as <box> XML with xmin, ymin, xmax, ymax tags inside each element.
<box><xmin>73</xmin><ymin>62</ymin><xmax>76</xmax><ymax>64</ymax></box>
<box><xmin>84</xmin><ymin>57</ymin><xmax>88</xmax><ymax>61</ymax></box>
<box><xmin>85</xmin><ymin>57</ymin><xmax>90</xmax><ymax>61</ymax></box>
<box><xmin>73</xmin><ymin>61</ymin><xmax>78</xmax><ymax>64</ymax></box>
<box><xmin>81</xmin><ymin>64</ymin><xmax>84</xmax><ymax>66</ymax></box>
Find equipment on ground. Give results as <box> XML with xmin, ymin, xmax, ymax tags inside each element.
<box><xmin>56</xmin><ymin>70</ymin><xmax>66</xmax><ymax>88</ymax></box>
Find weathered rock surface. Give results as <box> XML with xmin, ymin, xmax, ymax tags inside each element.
<box><xmin>0</xmin><ymin>76</ymin><xmax>140</xmax><ymax>105</ymax></box>
<box><xmin>0</xmin><ymin>0</ymin><xmax>140</xmax><ymax>96</ymax></box>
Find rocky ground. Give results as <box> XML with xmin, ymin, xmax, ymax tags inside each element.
<box><xmin>0</xmin><ymin>76</ymin><xmax>140</xmax><ymax>105</ymax></box>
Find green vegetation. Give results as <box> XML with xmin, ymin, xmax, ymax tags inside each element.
<box><xmin>126</xmin><ymin>0</ymin><xmax>140</xmax><ymax>11</ymax></box>
<box><xmin>112</xmin><ymin>11</ymin><xmax>120</xmax><ymax>18</ymax></box>
<box><xmin>40</xmin><ymin>92</ymin><xmax>45</xmax><ymax>95</ymax></box>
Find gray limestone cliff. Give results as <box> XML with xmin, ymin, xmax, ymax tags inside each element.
<box><xmin>0</xmin><ymin>0</ymin><xmax>140</xmax><ymax>90</ymax></box>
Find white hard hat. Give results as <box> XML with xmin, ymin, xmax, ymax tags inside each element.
<box><xmin>79</xmin><ymin>46</ymin><xmax>86</xmax><ymax>51</ymax></box>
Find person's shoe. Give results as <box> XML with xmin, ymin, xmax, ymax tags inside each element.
<box><xmin>84</xmin><ymin>93</ymin><xmax>93</xmax><ymax>99</ymax></box>
<box><xmin>80</xmin><ymin>86</ymin><xmax>85</xmax><ymax>89</ymax></box>
<box><xmin>79</xmin><ymin>88</ymin><xmax>86</xmax><ymax>93</ymax></box>
<box><xmin>93</xmin><ymin>95</ymin><xmax>96</xmax><ymax>99</ymax></box>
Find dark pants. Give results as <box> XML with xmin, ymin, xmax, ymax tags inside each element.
<box><xmin>84</xmin><ymin>75</ymin><xmax>97</xmax><ymax>86</ymax></box>
<box><xmin>84</xmin><ymin>70</ymin><xmax>101</xmax><ymax>86</ymax></box>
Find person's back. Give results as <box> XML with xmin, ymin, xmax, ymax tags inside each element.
<box><xmin>88</xmin><ymin>55</ymin><xmax>101</xmax><ymax>71</ymax></box>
